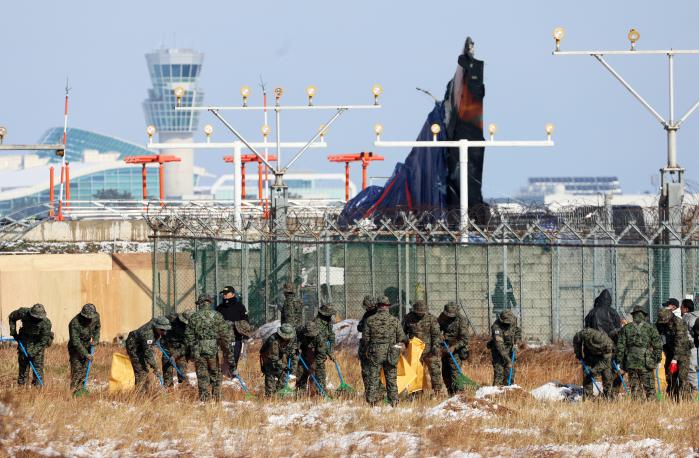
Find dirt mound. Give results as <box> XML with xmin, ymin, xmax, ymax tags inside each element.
<box><xmin>475</xmin><ymin>385</ymin><xmax>531</xmax><ymax>401</ymax></box>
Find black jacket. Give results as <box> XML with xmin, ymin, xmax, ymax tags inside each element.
<box><xmin>216</xmin><ymin>297</ymin><xmax>249</xmax><ymax>339</ymax></box>
<box><xmin>584</xmin><ymin>289</ymin><xmax>622</xmax><ymax>341</ymax></box>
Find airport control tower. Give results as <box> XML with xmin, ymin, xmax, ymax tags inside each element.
<box><xmin>143</xmin><ymin>48</ymin><xmax>204</xmax><ymax>198</ymax></box>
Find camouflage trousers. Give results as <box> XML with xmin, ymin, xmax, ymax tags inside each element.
<box><xmin>365</xmin><ymin>345</ymin><xmax>400</xmax><ymax>405</ymax></box>
<box><xmin>195</xmin><ymin>355</ymin><xmax>221</xmax><ymax>401</ymax></box>
<box><xmin>69</xmin><ymin>349</ymin><xmax>90</xmax><ymax>392</ymax></box>
<box><xmin>297</xmin><ymin>354</ymin><xmax>327</xmax><ymax>395</ymax></box>
<box><xmin>359</xmin><ymin>343</ymin><xmax>371</xmax><ymax>394</ymax></box>
<box><xmin>625</xmin><ymin>368</ymin><xmax>656</xmax><ymax>399</ymax></box>
<box><xmin>665</xmin><ymin>355</ymin><xmax>691</xmax><ymax>401</ymax></box>
<box><xmin>263</xmin><ymin>365</ymin><xmax>287</xmax><ymax>397</ymax></box>
<box><xmin>422</xmin><ymin>353</ymin><xmax>443</xmax><ymax>392</ymax></box>
<box><xmin>126</xmin><ymin>346</ymin><xmax>155</xmax><ymax>391</ymax></box>
<box><xmin>581</xmin><ymin>357</ymin><xmax>613</xmax><ymax>399</ymax></box>
<box><xmin>441</xmin><ymin>353</ymin><xmax>463</xmax><ymax>395</ymax></box>
<box><xmin>17</xmin><ymin>348</ymin><xmax>44</xmax><ymax>386</ymax></box>
<box><xmin>162</xmin><ymin>346</ymin><xmax>188</xmax><ymax>387</ymax></box>
<box><xmin>491</xmin><ymin>350</ymin><xmax>515</xmax><ymax>386</ymax></box>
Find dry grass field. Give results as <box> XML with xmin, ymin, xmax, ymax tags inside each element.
<box><xmin>1</xmin><ymin>338</ymin><xmax>698</xmax><ymax>457</ymax></box>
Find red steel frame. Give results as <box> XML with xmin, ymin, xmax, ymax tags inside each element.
<box><xmin>223</xmin><ymin>153</ymin><xmax>277</xmax><ymax>201</ymax></box>
<box><xmin>327</xmin><ymin>152</ymin><xmax>384</xmax><ymax>201</ymax></box>
<box><xmin>124</xmin><ymin>155</ymin><xmax>181</xmax><ymax>205</ymax></box>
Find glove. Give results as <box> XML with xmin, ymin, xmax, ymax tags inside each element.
<box><xmin>669</xmin><ymin>360</ymin><xmax>678</xmax><ymax>374</ymax></box>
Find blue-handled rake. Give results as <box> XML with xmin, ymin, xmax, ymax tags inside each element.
<box><xmin>611</xmin><ymin>360</ymin><xmax>630</xmax><ymax>396</ymax></box>
<box><xmin>2</xmin><ymin>337</ymin><xmax>44</xmax><ymax>386</ymax></box>
<box><xmin>580</xmin><ymin>359</ymin><xmax>603</xmax><ymax>396</ymax></box>
<box><xmin>298</xmin><ymin>354</ymin><xmax>329</xmax><ymax>399</ymax></box>
<box><xmin>74</xmin><ymin>345</ymin><xmax>95</xmax><ymax>397</ymax></box>
<box><xmin>277</xmin><ymin>357</ymin><xmax>295</xmax><ymax>398</ymax></box>
<box><xmin>442</xmin><ymin>341</ymin><xmax>479</xmax><ymax>389</ymax></box>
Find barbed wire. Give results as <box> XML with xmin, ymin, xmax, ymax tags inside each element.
<box><xmin>144</xmin><ymin>201</ymin><xmax>699</xmax><ymax>246</ymax></box>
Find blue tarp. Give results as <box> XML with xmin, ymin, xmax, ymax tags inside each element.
<box><xmin>339</xmin><ymin>102</ymin><xmax>449</xmax><ymax>225</ymax></box>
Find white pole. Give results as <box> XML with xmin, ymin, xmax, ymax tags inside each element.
<box><xmin>458</xmin><ymin>141</ymin><xmax>469</xmax><ymax>236</ymax></box>
<box><xmin>233</xmin><ymin>142</ymin><xmax>242</xmax><ymax>229</ymax></box>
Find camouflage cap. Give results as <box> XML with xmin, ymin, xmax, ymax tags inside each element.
<box><xmin>196</xmin><ymin>293</ymin><xmax>213</xmax><ymax>305</ymax></box>
<box><xmin>630</xmin><ymin>305</ymin><xmax>648</xmax><ymax>316</ymax></box>
<box><xmin>377</xmin><ymin>296</ymin><xmax>391</xmax><ymax>306</ymax></box>
<box><xmin>362</xmin><ymin>295</ymin><xmax>376</xmax><ymax>310</ymax></box>
<box><xmin>178</xmin><ymin>310</ymin><xmax>194</xmax><ymax>324</ymax></box>
<box><xmin>303</xmin><ymin>321</ymin><xmax>320</xmax><ymax>338</ymax></box>
<box><xmin>283</xmin><ymin>282</ymin><xmax>295</xmax><ymax>294</ymax></box>
<box><xmin>657</xmin><ymin>308</ymin><xmax>673</xmax><ymax>323</ymax></box>
<box><xmin>234</xmin><ymin>320</ymin><xmax>254</xmax><ymax>338</ymax></box>
<box><xmin>318</xmin><ymin>303</ymin><xmax>335</xmax><ymax>317</ymax></box>
<box><xmin>152</xmin><ymin>316</ymin><xmax>172</xmax><ymax>331</ymax></box>
<box><xmin>412</xmin><ymin>301</ymin><xmax>428</xmax><ymax>314</ymax></box>
<box><xmin>277</xmin><ymin>323</ymin><xmax>296</xmax><ymax>340</ymax></box>
<box><xmin>30</xmin><ymin>303</ymin><xmax>47</xmax><ymax>320</ymax></box>
<box><xmin>498</xmin><ymin>309</ymin><xmax>516</xmax><ymax>325</ymax></box>
<box><xmin>590</xmin><ymin>329</ymin><xmax>609</xmax><ymax>349</ymax></box>
<box><xmin>80</xmin><ymin>303</ymin><xmax>98</xmax><ymax>319</ymax></box>
<box><xmin>443</xmin><ymin>302</ymin><xmax>458</xmax><ymax>318</ymax></box>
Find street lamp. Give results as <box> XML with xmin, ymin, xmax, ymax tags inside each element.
<box><xmin>240</xmin><ymin>85</ymin><xmax>251</xmax><ymax>107</ymax></box>
<box><xmin>430</xmin><ymin>123</ymin><xmax>441</xmax><ymax>141</ymax></box>
<box><xmin>372</xmin><ymin>84</ymin><xmax>383</xmax><ymax>105</ymax></box>
<box><xmin>373</xmin><ymin>123</ymin><xmax>384</xmax><ymax>141</ymax></box>
<box><xmin>146</xmin><ymin>125</ymin><xmax>156</xmax><ymax>145</ymax></box>
<box><xmin>306</xmin><ymin>85</ymin><xmax>317</xmax><ymax>106</ymax></box>
<box><xmin>488</xmin><ymin>123</ymin><xmax>497</xmax><ymax>141</ymax></box>
<box><xmin>0</xmin><ymin>126</ymin><xmax>6</xmax><ymax>144</ymax></box>
<box><xmin>553</xmin><ymin>27</ymin><xmax>566</xmax><ymax>52</ymax></box>
<box><xmin>174</xmin><ymin>86</ymin><xmax>185</xmax><ymax>107</ymax></box>
<box><xmin>204</xmin><ymin>124</ymin><xmax>214</xmax><ymax>143</ymax></box>
<box><xmin>628</xmin><ymin>28</ymin><xmax>640</xmax><ymax>51</ymax></box>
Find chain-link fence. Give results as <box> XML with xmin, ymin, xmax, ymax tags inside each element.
<box><xmin>148</xmin><ymin>204</ymin><xmax>699</xmax><ymax>343</ymax></box>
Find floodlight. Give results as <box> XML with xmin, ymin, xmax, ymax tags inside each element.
<box><xmin>372</xmin><ymin>84</ymin><xmax>383</xmax><ymax>105</ymax></box>
<box><xmin>146</xmin><ymin>125</ymin><xmax>156</xmax><ymax>142</ymax></box>
<box><xmin>488</xmin><ymin>123</ymin><xmax>497</xmax><ymax>140</ymax></box>
<box><xmin>628</xmin><ymin>28</ymin><xmax>640</xmax><ymax>50</ymax></box>
<box><xmin>553</xmin><ymin>27</ymin><xmax>565</xmax><ymax>52</ymax></box>
<box><xmin>240</xmin><ymin>85</ymin><xmax>251</xmax><ymax>107</ymax></box>
<box><xmin>174</xmin><ymin>86</ymin><xmax>185</xmax><ymax>107</ymax></box>
<box><xmin>374</xmin><ymin>123</ymin><xmax>384</xmax><ymax>140</ymax></box>
<box><xmin>318</xmin><ymin>124</ymin><xmax>327</xmax><ymax>139</ymax></box>
<box><xmin>545</xmin><ymin>123</ymin><xmax>555</xmax><ymax>140</ymax></box>
<box><xmin>306</xmin><ymin>85</ymin><xmax>317</xmax><ymax>106</ymax></box>
<box><xmin>430</xmin><ymin>123</ymin><xmax>441</xmax><ymax>141</ymax></box>
<box><xmin>204</xmin><ymin>124</ymin><xmax>214</xmax><ymax>142</ymax></box>
<box><xmin>261</xmin><ymin>124</ymin><xmax>271</xmax><ymax>139</ymax></box>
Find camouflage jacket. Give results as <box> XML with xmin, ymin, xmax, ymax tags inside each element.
<box><xmin>357</xmin><ymin>309</ymin><xmax>377</xmax><ymax>354</ymax></box>
<box><xmin>616</xmin><ymin>320</ymin><xmax>662</xmax><ymax>370</ymax></box>
<box><xmin>126</xmin><ymin>321</ymin><xmax>159</xmax><ymax>371</ymax></box>
<box><xmin>365</xmin><ymin>309</ymin><xmax>405</xmax><ymax>348</ymax></box>
<box><xmin>67</xmin><ymin>313</ymin><xmax>101</xmax><ymax>358</ymax></box>
<box><xmin>402</xmin><ymin>312</ymin><xmax>442</xmax><ymax>355</ymax></box>
<box><xmin>161</xmin><ymin>314</ymin><xmax>188</xmax><ymax>350</ymax></box>
<box><xmin>488</xmin><ymin>319</ymin><xmax>522</xmax><ymax>361</ymax></box>
<box><xmin>317</xmin><ymin>317</ymin><xmax>335</xmax><ymax>356</ymax></box>
<box><xmin>184</xmin><ymin>309</ymin><xmax>231</xmax><ymax>359</ymax></box>
<box><xmin>573</xmin><ymin>328</ymin><xmax>613</xmax><ymax>361</ymax></box>
<box><xmin>656</xmin><ymin>315</ymin><xmax>693</xmax><ymax>360</ymax></box>
<box><xmin>8</xmin><ymin>307</ymin><xmax>53</xmax><ymax>356</ymax></box>
<box><xmin>281</xmin><ymin>294</ymin><xmax>304</xmax><ymax>330</ymax></box>
<box><xmin>260</xmin><ymin>333</ymin><xmax>298</xmax><ymax>372</ymax></box>
<box><xmin>438</xmin><ymin>313</ymin><xmax>469</xmax><ymax>354</ymax></box>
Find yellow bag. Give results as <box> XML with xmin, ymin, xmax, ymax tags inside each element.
<box><xmin>108</xmin><ymin>352</ymin><xmax>135</xmax><ymax>393</ymax></box>
<box><xmin>657</xmin><ymin>353</ymin><xmax>667</xmax><ymax>393</ymax></box>
<box><xmin>381</xmin><ymin>337</ymin><xmax>424</xmax><ymax>394</ymax></box>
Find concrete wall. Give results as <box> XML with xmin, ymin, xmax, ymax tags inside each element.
<box><xmin>22</xmin><ymin>220</ymin><xmax>151</xmax><ymax>242</ymax></box>
<box><xmin>0</xmin><ymin>253</ymin><xmax>155</xmax><ymax>342</ymax></box>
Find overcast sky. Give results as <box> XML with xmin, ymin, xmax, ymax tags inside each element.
<box><xmin>2</xmin><ymin>0</ymin><xmax>699</xmax><ymax>197</ymax></box>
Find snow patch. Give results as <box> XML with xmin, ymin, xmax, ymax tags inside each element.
<box><xmin>474</xmin><ymin>385</ymin><xmax>522</xmax><ymax>399</ymax></box>
<box><xmin>481</xmin><ymin>427</ymin><xmax>540</xmax><ymax>436</ymax></box>
<box><xmin>427</xmin><ymin>395</ymin><xmax>508</xmax><ymax>420</ymax></box>
<box><xmin>307</xmin><ymin>431</ymin><xmax>421</xmax><ymax>456</ymax></box>
<box><xmin>333</xmin><ymin>319</ymin><xmax>360</xmax><ymax>349</ymax></box>
<box><xmin>500</xmin><ymin>438</ymin><xmax>674</xmax><ymax>457</ymax></box>
<box><xmin>530</xmin><ymin>382</ymin><xmax>582</xmax><ymax>402</ymax></box>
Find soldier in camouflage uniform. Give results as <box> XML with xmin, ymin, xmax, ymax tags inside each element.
<box><xmin>297</xmin><ymin>304</ymin><xmax>336</xmax><ymax>394</ymax></box>
<box><xmin>357</xmin><ymin>295</ymin><xmax>378</xmax><ymax>392</ymax></box>
<box><xmin>363</xmin><ymin>300</ymin><xmax>405</xmax><ymax>406</ymax></box>
<box><xmin>125</xmin><ymin>316</ymin><xmax>171</xmax><ymax>390</ymax></box>
<box><xmin>488</xmin><ymin>309</ymin><xmax>522</xmax><ymax>386</ymax></box>
<box><xmin>67</xmin><ymin>303</ymin><xmax>100</xmax><ymax>392</ymax></box>
<box><xmin>185</xmin><ymin>294</ymin><xmax>232</xmax><ymax>401</ymax></box>
<box><xmin>656</xmin><ymin>308</ymin><xmax>692</xmax><ymax>400</ymax></box>
<box><xmin>281</xmin><ymin>282</ymin><xmax>304</xmax><ymax>331</ymax></box>
<box><xmin>438</xmin><ymin>302</ymin><xmax>470</xmax><ymax>395</ymax></box>
<box><xmin>260</xmin><ymin>323</ymin><xmax>298</xmax><ymax>397</ymax></box>
<box><xmin>161</xmin><ymin>310</ymin><xmax>193</xmax><ymax>387</ymax></box>
<box><xmin>616</xmin><ymin>305</ymin><xmax>662</xmax><ymax>399</ymax></box>
<box><xmin>402</xmin><ymin>301</ymin><xmax>444</xmax><ymax>394</ymax></box>
<box><xmin>9</xmin><ymin>304</ymin><xmax>53</xmax><ymax>386</ymax></box>
<box><xmin>573</xmin><ymin>327</ymin><xmax>614</xmax><ymax>399</ymax></box>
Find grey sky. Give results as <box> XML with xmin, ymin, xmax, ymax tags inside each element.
<box><xmin>2</xmin><ymin>0</ymin><xmax>698</xmax><ymax>197</ymax></box>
